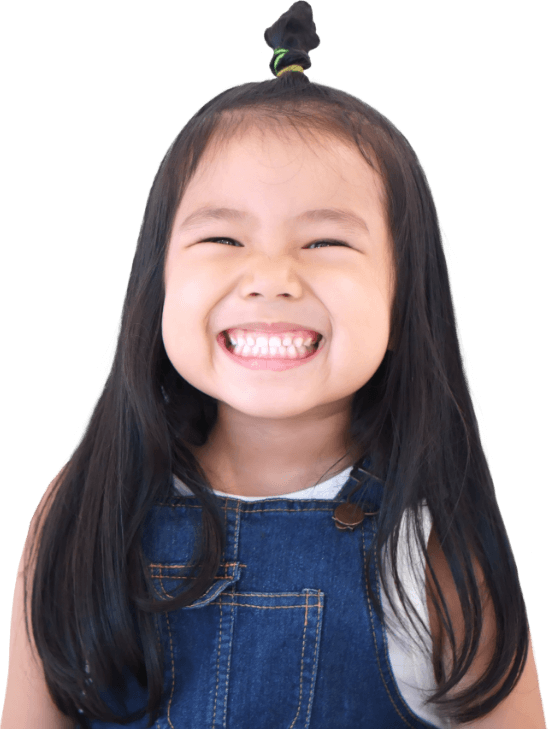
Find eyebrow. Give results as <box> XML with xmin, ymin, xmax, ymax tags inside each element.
<box><xmin>179</xmin><ymin>206</ymin><xmax>369</xmax><ymax>234</ymax></box>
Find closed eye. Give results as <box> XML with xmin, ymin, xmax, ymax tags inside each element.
<box><xmin>202</xmin><ymin>237</ymin><xmax>350</xmax><ymax>248</ymax></box>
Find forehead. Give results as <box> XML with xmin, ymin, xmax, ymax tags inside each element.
<box><xmin>179</xmin><ymin>124</ymin><xmax>386</xmax><ymax>215</ymax></box>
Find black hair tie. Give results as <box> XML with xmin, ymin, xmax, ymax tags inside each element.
<box><xmin>264</xmin><ymin>1</ymin><xmax>320</xmax><ymax>77</ymax></box>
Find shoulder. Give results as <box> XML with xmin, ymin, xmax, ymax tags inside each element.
<box><xmin>21</xmin><ymin>464</ymin><xmax>69</xmax><ymax>574</ymax></box>
<box><xmin>2</xmin><ymin>465</ymin><xmax>75</xmax><ymax>729</ymax></box>
<box><xmin>425</xmin><ymin>521</ymin><xmax>546</xmax><ymax>728</ymax></box>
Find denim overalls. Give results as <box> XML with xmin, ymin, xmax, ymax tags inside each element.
<box><xmin>88</xmin><ymin>457</ymin><xmax>445</xmax><ymax>728</ymax></box>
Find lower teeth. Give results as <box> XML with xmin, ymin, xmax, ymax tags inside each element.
<box><xmin>227</xmin><ymin>340</ymin><xmax>319</xmax><ymax>359</ymax></box>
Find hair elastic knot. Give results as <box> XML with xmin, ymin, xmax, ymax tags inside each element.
<box><xmin>276</xmin><ymin>64</ymin><xmax>305</xmax><ymax>76</ymax></box>
<box><xmin>273</xmin><ymin>47</ymin><xmax>305</xmax><ymax>76</ymax></box>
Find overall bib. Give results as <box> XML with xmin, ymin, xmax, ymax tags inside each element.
<box><xmin>88</xmin><ymin>457</ymin><xmax>444</xmax><ymax>728</ymax></box>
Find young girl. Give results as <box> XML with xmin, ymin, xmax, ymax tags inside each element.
<box><xmin>2</xmin><ymin>2</ymin><xmax>546</xmax><ymax>728</ymax></box>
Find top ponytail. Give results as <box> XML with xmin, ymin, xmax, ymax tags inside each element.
<box><xmin>265</xmin><ymin>1</ymin><xmax>319</xmax><ymax>77</ymax></box>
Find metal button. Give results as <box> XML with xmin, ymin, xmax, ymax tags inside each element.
<box><xmin>333</xmin><ymin>502</ymin><xmax>365</xmax><ymax>531</ymax></box>
<box><xmin>332</xmin><ymin>502</ymin><xmax>379</xmax><ymax>531</ymax></box>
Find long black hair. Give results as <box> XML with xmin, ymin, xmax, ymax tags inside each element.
<box><xmin>24</xmin><ymin>2</ymin><xmax>529</xmax><ymax>726</ymax></box>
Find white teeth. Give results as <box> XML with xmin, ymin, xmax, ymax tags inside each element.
<box><xmin>237</xmin><ymin>343</ymin><xmax>306</xmax><ymax>358</ymax></box>
<box><xmin>227</xmin><ymin>332</ymin><xmax>315</xmax><ymax>348</ymax></box>
<box><xmin>224</xmin><ymin>329</ymin><xmax>321</xmax><ymax>359</ymax></box>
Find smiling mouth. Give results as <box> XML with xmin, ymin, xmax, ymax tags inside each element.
<box><xmin>222</xmin><ymin>330</ymin><xmax>323</xmax><ymax>359</ymax></box>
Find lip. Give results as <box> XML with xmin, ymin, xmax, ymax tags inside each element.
<box><xmin>219</xmin><ymin>321</ymin><xmax>322</xmax><ymax>335</ymax></box>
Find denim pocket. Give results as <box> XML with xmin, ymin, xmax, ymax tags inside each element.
<box><xmin>152</xmin><ymin>572</ymin><xmax>324</xmax><ymax>729</ymax></box>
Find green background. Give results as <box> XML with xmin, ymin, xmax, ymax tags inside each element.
<box><xmin>0</xmin><ymin>0</ymin><xmax>551</xmax><ymax>716</ymax></box>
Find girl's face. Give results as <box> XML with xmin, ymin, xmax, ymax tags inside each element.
<box><xmin>163</xmin><ymin>125</ymin><xmax>394</xmax><ymax>423</ymax></box>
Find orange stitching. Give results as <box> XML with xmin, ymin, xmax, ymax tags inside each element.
<box><xmin>164</xmin><ymin>612</ymin><xmax>176</xmax><ymax>729</ymax></box>
<box><xmin>153</xmin><ymin>574</ymin><xmax>228</xmax><ymax>581</ymax></box>
<box><xmin>208</xmin><ymin>601</ymin><xmax>316</xmax><ymax>609</ymax></box>
<box><xmin>222</xmin><ymin>583</ymin><xmax>237</xmax><ymax>726</ymax></box>
<box><xmin>221</xmin><ymin>591</ymin><xmax>317</xmax><ymax>597</ymax></box>
<box><xmin>211</xmin><ymin>596</ymin><xmax>224</xmax><ymax>727</ymax></box>
<box><xmin>150</xmin><ymin>593</ymin><xmax>322</xmax><ymax>606</ymax></box>
<box><xmin>152</xmin><ymin>572</ymin><xmax>240</xmax><ymax>580</ymax></box>
<box><xmin>305</xmin><ymin>592</ymin><xmax>322</xmax><ymax>722</ymax></box>
<box><xmin>289</xmin><ymin>592</ymin><xmax>309</xmax><ymax>728</ymax></box>
<box><xmin>154</xmin><ymin>616</ymin><xmax>163</xmax><ymax>729</ymax></box>
<box><xmin>152</xmin><ymin>588</ymin><xmax>311</xmax><ymax>597</ymax></box>
<box><xmin>149</xmin><ymin>560</ymin><xmax>243</xmax><ymax>569</ymax></box>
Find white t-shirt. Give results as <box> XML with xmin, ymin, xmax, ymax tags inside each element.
<box><xmin>173</xmin><ymin>465</ymin><xmax>451</xmax><ymax>728</ymax></box>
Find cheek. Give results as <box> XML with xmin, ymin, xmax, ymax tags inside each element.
<box><xmin>332</xmin><ymin>274</ymin><xmax>391</xmax><ymax>334</ymax></box>
<box><xmin>162</xmin><ymin>289</ymin><xmax>204</xmax><ymax>368</ymax></box>
<box><xmin>162</xmin><ymin>289</ymin><xmax>185</xmax><ymax>346</ymax></box>
<box><xmin>163</xmin><ymin>271</ymin><xmax>210</xmax><ymax>332</ymax></box>
<box><xmin>161</xmin><ymin>305</ymin><xmax>183</xmax><ymax>373</ymax></box>
<box><xmin>162</xmin><ymin>279</ymin><xmax>225</xmax><ymax>381</ymax></box>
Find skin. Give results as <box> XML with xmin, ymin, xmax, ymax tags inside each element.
<box><xmin>162</xmin><ymin>124</ymin><xmax>394</xmax><ymax>497</ymax></box>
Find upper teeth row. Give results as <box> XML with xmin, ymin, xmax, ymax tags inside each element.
<box><xmin>227</xmin><ymin>331</ymin><xmax>316</xmax><ymax>348</ymax></box>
